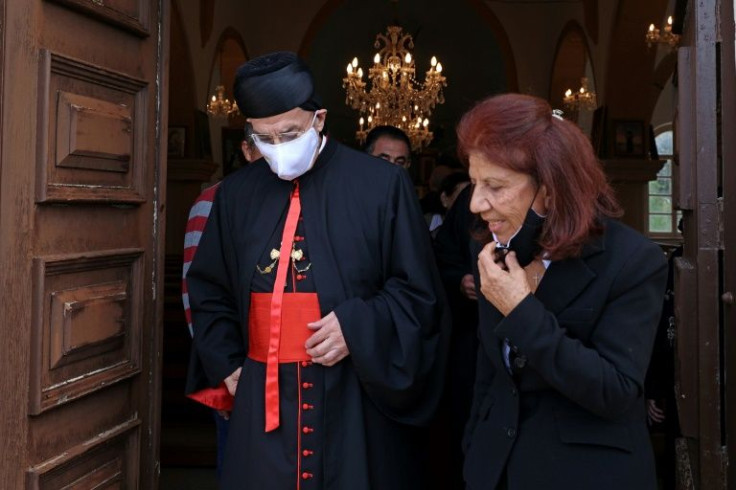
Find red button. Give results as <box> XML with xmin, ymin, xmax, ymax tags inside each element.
<box><xmin>295</xmin><ymin>236</ymin><xmax>304</xmax><ymax>242</ymax></box>
<box><xmin>302</xmin><ymin>426</ymin><xmax>314</xmax><ymax>434</ymax></box>
<box><xmin>302</xmin><ymin>403</ymin><xmax>314</xmax><ymax>410</ymax></box>
<box><xmin>296</xmin><ymin>274</ymin><xmax>305</xmax><ymax>281</ymax></box>
<box><xmin>301</xmin><ymin>472</ymin><xmax>313</xmax><ymax>480</ymax></box>
<box><xmin>302</xmin><ymin>449</ymin><xmax>314</xmax><ymax>457</ymax></box>
<box><xmin>302</xmin><ymin>382</ymin><xmax>313</xmax><ymax>389</ymax></box>
<box><xmin>301</xmin><ymin>361</ymin><xmax>310</xmax><ymax>367</ymax></box>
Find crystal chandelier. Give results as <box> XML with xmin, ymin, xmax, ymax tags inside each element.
<box><xmin>342</xmin><ymin>25</ymin><xmax>447</xmax><ymax>151</ymax></box>
<box><xmin>206</xmin><ymin>85</ymin><xmax>239</xmax><ymax>118</ymax></box>
<box><xmin>645</xmin><ymin>16</ymin><xmax>680</xmax><ymax>49</ymax></box>
<box><xmin>563</xmin><ymin>77</ymin><xmax>597</xmax><ymax>112</ymax></box>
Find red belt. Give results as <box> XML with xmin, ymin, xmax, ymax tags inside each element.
<box><xmin>248</xmin><ymin>292</ymin><xmax>320</xmax><ymax>362</ymax></box>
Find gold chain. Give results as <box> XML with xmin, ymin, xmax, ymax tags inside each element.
<box><xmin>256</xmin><ymin>245</ymin><xmax>311</xmax><ymax>275</ymax></box>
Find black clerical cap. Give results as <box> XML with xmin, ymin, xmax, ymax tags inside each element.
<box><xmin>233</xmin><ymin>51</ymin><xmax>323</xmax><ymax>119</ymax></box>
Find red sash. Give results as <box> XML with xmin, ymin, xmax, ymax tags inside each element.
<box><xmin>248</xmin><ymin>292</ymin><xmax>320</xmax><ymax>363</ymax></box>
<box><xmin>187</xmin><ymin>383</ymin><xmax>233</xmax><ymax>411</ymax></box>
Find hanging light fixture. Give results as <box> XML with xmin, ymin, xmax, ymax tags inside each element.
<box><xmin>206</xmin><ymin>45</ymin><xmax>239</xmax><ymax>119</ymax></box>
<box><xmin>563</xmin><ymin>77</ymin><xmax>597</xmax><ymax>112</ymax></box>
<box><xmin>342</xmin><ymin>25</ymin><xmax>447</xmax><ymax>151</ymax></box>
<box><xmin>206</xmin><ymin>84</ymin><xmax>238</xmax><ymax>118</ymax></box>
<box><xmin>645</xmin><ymin>16</ymin><xmax>680</xmax><ymax>49</ymax></box>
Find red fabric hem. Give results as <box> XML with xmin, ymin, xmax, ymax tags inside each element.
<box><xmin>187</xmin><ymin>383</ymin><xmax>234</xmax><ymax>411</ymax></box>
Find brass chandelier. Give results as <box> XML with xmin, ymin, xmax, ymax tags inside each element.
<box><xmin>206</xmin><ymin>85</ymin><xmax>238</xmax><ymax>119</ymax></box>
<box><xmin>342</xmin><ymin>25</ymin><xmax>447</xmax><ymax>151</ymax></box>
<box><xmin>563</xmin><ymin>77</ymin><xmax>597</xmax><ymax>112</ymax></box>
<box><xmin>645</xmin><ymin>16</ymin><xmax>680</xmax><ymax>49</ymax></box>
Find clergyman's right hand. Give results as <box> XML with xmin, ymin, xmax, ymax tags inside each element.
<box><xmin>224</xmin><ymin>367</ymin><xmax>242</xmax><ymax>396</ymax></box>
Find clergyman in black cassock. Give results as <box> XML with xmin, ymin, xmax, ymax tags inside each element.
<box><xmin>184</xmin><ymin>51</ymin><xmax>450</xmax><ymax>489</ymax></box>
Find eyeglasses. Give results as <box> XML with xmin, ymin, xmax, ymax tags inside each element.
<box><xmin>250</xmin><ymin>113</ymin><xmax>317</xmax><ymax>145</ymax></box>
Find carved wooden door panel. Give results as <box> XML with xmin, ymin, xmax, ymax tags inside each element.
<box><xmin>0</xmin><ymin>1</ymin><xmax>166</xmax><ymax>488</ymax></box>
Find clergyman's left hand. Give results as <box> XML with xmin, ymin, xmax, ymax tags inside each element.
<box><xmin>477</xmin><ymin>242</ymin><xmax>531</xmax><ymax>316</ymax></box>
<box><xmin>306</xmin><ymin>311</ymin><xmax>350</xmax><ymax>367</ymax></box>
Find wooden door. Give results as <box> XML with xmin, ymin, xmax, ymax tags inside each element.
<box><xmin>0</xmin><ymin>1</ymin><xmax>167</xmax><ymax>488</ymax></box>
<box><xmin>674</xmin><ymin>0</ymin><xmax>734</xmax><ymax>487</ymax></box>
<box><xmin>721</xmin><ymin>0</ymin><xmax>736</xmax><ymax>486</ymax></box>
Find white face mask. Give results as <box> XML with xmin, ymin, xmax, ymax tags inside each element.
<box><xmin>254</xmin><ymin>117</ymin><xmax>321</xmax><ymax>181</ymax></box>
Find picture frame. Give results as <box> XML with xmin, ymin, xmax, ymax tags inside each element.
<box><xmin>612</xmin><ymin>120</ymin><xmax>645</xmax><ymax>157</ymax></box>
<box><xmin>167</xmin><ymin>126</ymin><xmax>186</xmax><ymax>158</ymax></box>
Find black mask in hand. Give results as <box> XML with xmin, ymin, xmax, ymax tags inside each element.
<box><xmin>494</xmin><ymin>207</ymin><xmax>546</xmax><ymax>268</ymax></box>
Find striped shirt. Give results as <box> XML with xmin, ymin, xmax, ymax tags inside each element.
<box><xmin>182</xmin><ymin>183</ymin><xmax>220</xmax><ymax>337</ymax></box>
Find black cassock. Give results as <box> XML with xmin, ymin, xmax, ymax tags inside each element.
<box><xmin>185</xmin><ymin>137</ymin><xmax>450</xmax><ymax>490</ymax></box>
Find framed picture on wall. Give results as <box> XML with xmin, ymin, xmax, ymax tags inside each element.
<box><xmin>612</xmin><ymin>120</ymin><xmax>645</xmax><ymax>157</ymax></box>
<box><xmin>167</xmin><ymin>126</ymin><xmax>186</xmax><ymax>158</ymax></box>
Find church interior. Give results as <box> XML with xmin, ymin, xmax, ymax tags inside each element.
<box><xmin>157</xmin><ymin>0</ymin><xmax>733</xmax><ymax>488</ymax></box>
<box><xmin>1</xmin><ymin>0</ymin><xmax>732</xmax><ymax>488</ymax></box>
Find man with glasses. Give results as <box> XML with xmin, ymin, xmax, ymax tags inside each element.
<box><xmin>185</xmin><ymin>51</ymin><xmax>449</xmax><ymax>489</ymax></box>
<box><xmin>363</xmin><ymin>125</ymin><xmax>413</xmax><ymax>168</ymax></box>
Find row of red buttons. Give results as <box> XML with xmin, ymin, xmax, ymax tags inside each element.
<box><xmin>300</xmin><ymin>361</ymin><xmax>315</xmax><ymax>481</ymax></box>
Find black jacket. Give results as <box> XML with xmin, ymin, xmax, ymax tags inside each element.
<box><xmin>463</xmin><ymin>219</ymin><xmax>667</xmax><ymax>490</ymax></box>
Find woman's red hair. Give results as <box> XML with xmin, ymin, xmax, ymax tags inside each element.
<box><xmin>457</xmin><ymin>93</ymin><xmax>621</xmax><ymax>260</ymax></box>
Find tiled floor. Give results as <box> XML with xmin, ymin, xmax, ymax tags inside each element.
<box><xmin>160</xmin><ymin>417</ymin><xmax>219</xmax><ymax>489</ymax></box>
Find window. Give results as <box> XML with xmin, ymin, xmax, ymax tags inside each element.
<box><xmin>648</xmin><ymin>128</ymin><xmax>681</xmax><ymax>236</ymax></box>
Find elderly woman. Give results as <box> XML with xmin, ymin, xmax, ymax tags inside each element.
<box><xmin>459</xmin><ymin>94</ymin><xmax>667</xmax><ymax>490</ymax></box>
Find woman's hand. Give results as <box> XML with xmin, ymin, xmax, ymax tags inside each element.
<box><xmin>477</xmin><ymin>242</ymin><xmax>532</xmax><ymax>316</ymax></box>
